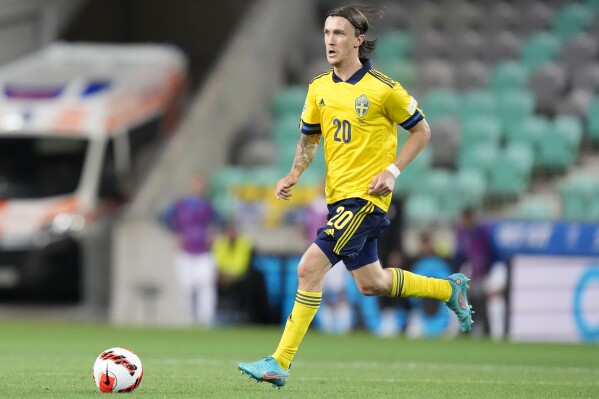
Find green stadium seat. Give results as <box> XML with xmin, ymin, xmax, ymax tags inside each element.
<box><xmin>394</xmin><ymin>147</ymin><xmax>432</xmax><ymax>196</ymax></box>
<box><xmin>488</xmin><ymin>149</ymin><xmax>531</xmax><ymax>199</ymax></box>
<box><xmin>504</xmin><ymin>115</ymin><xmax>549</xmax><ymax>151</ymax></box>
<box><xmin>552</xmin><ymin>3</ymin><xmax>594</xmax><ymax>40</ymax></box>
<box><xmin>495</xmin><ymin>89</ymin><xmax>535</xmax><ymax>128</ymax></box>
<box><xmin>457</xmin><ymin>143</ymin><xmax>498</xmax><ymax>179</ymax></box>
<box><xmin>559</xmin><ymin>174</ymin><xmax>599</xmax><ymax>221</ymax></box>
<box><xmin>405</xmin><ymin>193</ymin><xmax>440</xmax><ymax>227</ymax></box>
<box><xmin>271</xmin><ymin>86</ymin><xmax>307</xmax><ymax>118</ymax></box>
<box><xmin>536</xmin><ymin>122</ymin><xmax>578</xmax><ymax>172</ymax></box>
<box><xmin>488</xmin><ymin>61</ymin><xmax>528</xmax><ymax>93</ymax></box>
<box><xmin>460</xmin><ymin>90</ymin><xmax>497</xmax><ymax>119</ymax></box>
<box><xmin>420</xmin><ymin>89</ymin><xmax>460</xmax><ymax>123</ymax></box>
<box><xmin>455</xmin><ymin>168</ymin><xmax>487</xmax><ymax>209</ymax></box>
<box><xmin>554</xmin><ymin>115</ymin><xmax>583</xmax><ymax>151</ymax></box>
<box><xmin>374</xmin><ymin>30</ymin><xmax>412</xmax><ymax>64</ymax></box>
<box><xmin>585</xmin><ymin>96</ymin><xmax>599</xmax><ymax>144</ymax></box>
<box><xmin>520</xmin><ymin>32</ymin><xmax>562</xmax><ymax>72</ymax></box>
<box><xmin>272</xmin><ymin>115</ymin><xmax>301</xmax><ymax>146</ymax></box>
<box><xmin>459</xmin><ymin>114</ymin><xmax>502</xmax><ymax>149</ymax></box>
<box><xmin>505</xmin><ymin>142</ymin><xmax>534</xmax><ymax>176</ymax></box>
<box><xmin>512</xmin><ymin>198</ymin><xmax>554</xmax><ymax>220</ymax></box>
<box><xmin>377</xmin><ymin>59</ymin><xmax>417</xmax><ymax>87</ymax></box>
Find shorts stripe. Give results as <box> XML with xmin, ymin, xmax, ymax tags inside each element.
<box><xmin>333</xmin><ymin>202</ymin><xmax>375</xmax><ymax>254</ymax></box>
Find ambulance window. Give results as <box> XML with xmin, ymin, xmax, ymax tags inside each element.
<box><xmin>98</xmin><ymin>139</ymin><xmax>122</xmax><ymax>199</ymax></box>
<box><xmin>0</xmin><ymin>136</ymin><xmax>88</xmax><ymax>199</ymax></box>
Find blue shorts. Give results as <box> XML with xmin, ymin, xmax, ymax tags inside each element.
<box><xmin>314</xmin><ymin>198</ymin><xmax>390</xmax><ymax>271</ymax></box>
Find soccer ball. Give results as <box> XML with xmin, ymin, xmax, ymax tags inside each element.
<box><xmin>92</xmin><ymin>347</ymin><xmax>144</xmax><ymax>393</ymax></box>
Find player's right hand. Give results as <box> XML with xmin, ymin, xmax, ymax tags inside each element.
<box><xmin>275</xmin><ymin>174</ymin><xmax>298</xmax><ymax>200</ymax></box>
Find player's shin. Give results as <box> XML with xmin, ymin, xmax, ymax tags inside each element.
<box><xmin>272</xmin><ymin>289</ymin><xmax>322</xmax><ymax>370</ymax></box>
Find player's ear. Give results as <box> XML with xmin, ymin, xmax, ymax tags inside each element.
<box><xmin>355</xmin><ymin>34</ymin><xmax>365</xmax><ymax>48</ymax></box>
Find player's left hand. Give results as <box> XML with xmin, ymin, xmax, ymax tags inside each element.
<box><xmin>367</xmin><ymin>170</ymin><xmax>395</xmax><ymax>196</ymax></box>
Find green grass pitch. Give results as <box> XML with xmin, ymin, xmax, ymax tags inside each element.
<box><xmin>1</xmin><ymin>320</ymin><xmax>597</xmax><ymax>398</ymax></box>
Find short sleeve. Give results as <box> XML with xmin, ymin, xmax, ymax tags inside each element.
<box><xmin>383</xmin><ymin>85</ymin><xmax>425</xmax><ymax>130</ymax></box>
<box><xmin>300</xmin><ymin>83</ymin><xmax>321</xmax><ymax>135</ymax></box>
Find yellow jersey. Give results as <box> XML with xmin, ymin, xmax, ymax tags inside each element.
<box><xmin>300</xmin><ymin>59</ymin><xmax>424</xmax><ymax>212</ymax></box>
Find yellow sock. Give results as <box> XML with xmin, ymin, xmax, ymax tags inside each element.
<box><xmin>388</xmin><ymin>268</ymin><xmax>452</xmax><ymax>302</ymax></box>
<box><xmin>272</xmin><ymin>289</ymin><xmax>321</xmax><ymax>370</ymax></box>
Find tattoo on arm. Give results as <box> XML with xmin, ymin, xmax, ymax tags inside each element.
<box><xmin>292</xmin><ymin>134</ymin><xmax>320</xmax><ymax>175</ymax></box>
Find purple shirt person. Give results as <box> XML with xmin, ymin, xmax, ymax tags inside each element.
<box><xmin>454</xmin><ymin>208</ymin><xmax>494</xmax><ymax>280</ymax></box>
<box><xmin>160</xmin><ymin>174</ymin><xmax>219</xmax><ymax>326</ymax></box>
<box><xmin>161</xmin><ymin>175</ymin><xmax>217</xmax><ymax>254</ymax></box>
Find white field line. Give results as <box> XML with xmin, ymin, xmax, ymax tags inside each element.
<box><xmin>156</xmin><ymin>358</ymin><xmax>599</xmax><ymax>376</ymax></box>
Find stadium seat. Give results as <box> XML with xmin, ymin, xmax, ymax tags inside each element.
<box><xmin>528</xmin><ymin>63</ymin><xmax>568</xmax><ymax>116</ymax></box>
<box><xmin>455</xmin><ymin>168</ymin><xmax>487</xmax><ymax>209</ymax></box>
<box><xmin>560</xmin><ymin>174</ymin><xmax>599</xmax><ymax>221</ymax></box>
<box><xmin>394</xmin><ymin>146</ymin><xmax>432</xmax><ymax>196</ymax></box>
<box><xmin>497</xmin><ymin>88</ymin><xmax>535</xmax><ymax>131</ymax></box>
<box><xmin>460</xmin><ymin>90</ymin><xmax>496</xmax><ymax>119</ymax></box>
<box><xmin>375</xmin><ymin>30</ymin><xmax>412</xmax><ymax>64</ymax></box>
<box><xmin>555</xmin><ymin>88</ymin><xmax>595</xmax><ymax>119</ymax></box>
<box><xmin>504</xmin><ymin>115</ymin><xmax>548</xmax><ymax>154</ymax></box>
<box><xmin>570</xmin><ymin>63</ymin><xmax>599</xmax><ymax>92</ymax></box>
<box><xmin>454</xmin><ymin>60</ymin><xmax>490</xmax><ymax>91</ymax></box>
<box><xmin>559</xmin><ymin>33</ymin><xmax>599</xmax><ymax>74</ymax></box>
<box><xmin>420</xmin><ymin>88</ymin><xmax>460</xmax><ymax>123</ymax></box>
<box><xmin>271</xmin><ymin>115</ymin><xmax>300</xmax><ymax>146</ymax></box>
<box><xmin>457</xmin><ymin>143</ymin><xmax>498</xmax><ymax>179</ymax></box>
<box><xmin>488</xmin><ymin>149</ymin><xmax>531</xmax><ymax>199</ymax></box>
<box><xmin>271</xmin><ymin>86</ymin><xmax>307</xmax><ymax>118</ymax></box>
<box><xmin>404</xmin><ymin>193</ymin><xmax>440</xmax><ymax>227</ymax></box>
<box><xmin>520</xmin><ymin>32</ymin><xmax>561</xmax><ymax>72</ymax></box>
<box><xmin>552</xmin><ymin>3</ymin><xmax>594</xmax><ymax>40</ymax></box>
<box><xmin>459</xmin><ymin>114</ymin><xmax>502</xmax><ymax>149</ymax></box>
<box><xmin>450</xmin><ymin>30</ymin><xmax>486</xmax><ymax>63</ymax></box>
<box><xmin>512</xmin><ymin>198</ymin><xmax>555</xmax><ymax>220</ymax></box>
<box><xmin>489</xmin><ymin>61</ymin><xmax>528</xmax><ymax>93</ymax></box>
<box><xmin>484</xmin><ymin>30</ymin><xmax>522</xmax><ymax>64</ymax></box>
<box><xmin>586</xmin><ymin>96</ymin><xmax>599</xmax><ymax>144</ymax></box>
<box><xmin>520</xmin><ymin>1</ymin><xmax>554</xmax><ymax>35</ymax></box>
<box><xmin>536</xmin><ymin>122</ymin><xmax>578</xmax><ymax>172</ymax></box>
<box><xmin>495</xmin><ymin>89</ymin><xmax>535</xmax><ymax>129</ymax></box>
<box><xmin>417</xmin><ymin>59</ymin><xmax>456</xmax><ymax>92</ymax></box>
<box><xmin>377</xmin><ymin>59</ymin><xmax>417</xmax><ymax>87</ymax></box>
<box><xmin>554</xmin><ymin>115</ymin><xmax>583</xmax><ymax>152</ymax></box>
<box><xmin>427</xmin><ymin>117</ymin><xmax>460</xmax><ymax>168</ymax></box>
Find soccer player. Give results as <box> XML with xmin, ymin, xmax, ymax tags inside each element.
<box><xmin>238</xmin><ymin>5</ymin><xmax>473</xmax><ymax>388</ymax></box>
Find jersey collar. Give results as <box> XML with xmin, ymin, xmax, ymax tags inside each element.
<box><xmin>332</xmin><ymin>59</ymin><xmax>372</xmax><ymax>84</ymax></box>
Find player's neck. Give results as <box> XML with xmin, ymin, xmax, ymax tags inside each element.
<box><xmin>333</xmin><ymin>58</ymin><xmax>363</xmax><ymax>82</ymax></box>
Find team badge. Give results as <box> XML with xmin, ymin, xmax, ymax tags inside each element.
<box><xmin>355</xmin><ymin>94</ymin><xmax>369</xmax><ymax>118</ymax></box>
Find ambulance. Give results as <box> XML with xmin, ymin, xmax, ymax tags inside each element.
<box><xmin>0</xmin><ymin>42</ymin><xmax>187</xmax><ymax>302</ymax></box>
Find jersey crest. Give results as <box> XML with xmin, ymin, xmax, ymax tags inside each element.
<box><xmin>355</xmin><ymin>94</ymin><xmax>370</xmax><ymax>118</ymax></box>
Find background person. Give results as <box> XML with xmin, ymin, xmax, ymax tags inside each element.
<box><xmin>160</xmin><ymin>173</ymin><xmax>218</xmax><ymax>327</ymax></box>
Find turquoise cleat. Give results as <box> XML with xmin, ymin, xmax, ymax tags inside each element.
<box><xmin>446</xmin><ymin>273</ymin><xmax>474</xmax><ymax>333</ymax></box>
<box><xmin>238</xmin><ymin>356</ymin><xmax>290</xmax><ymax>388</ymax></box>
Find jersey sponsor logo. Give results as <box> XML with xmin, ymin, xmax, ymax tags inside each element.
<box><xmin>355</xmin><ymin>94</ymin><xmax>369</xmax><ymax>118</ymax></box>
<box><xmin>323</xmin><ymin>228</ymin><xmax>335</xmax><ymax>237</ymax></box>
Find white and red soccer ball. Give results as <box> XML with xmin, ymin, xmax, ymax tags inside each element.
<box><xmin>93</xmin><ymin>347</ymin><xmax>144</xmax><ymax>393</ymax></box>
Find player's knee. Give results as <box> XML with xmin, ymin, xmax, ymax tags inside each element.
<box><xmin>356</xmin><ymin>281</ymin><xmax>383</xmax><ymax>296</ymax></box>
